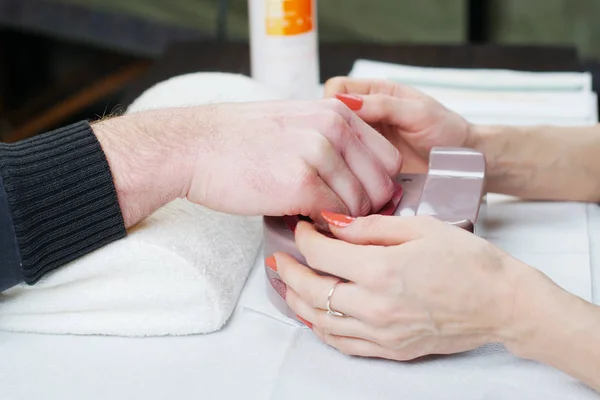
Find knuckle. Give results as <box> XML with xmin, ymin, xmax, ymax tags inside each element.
<box><xmin>297</xmin><ymin>164</ymin><xmax>321</xmax><ymax>189</ymax></box>
<box><xmin>323</xmin><ymin>112</ymin><xmax>349</xmax><ymax>143</ymax></box>
<box><xmin>317</xmin><ymin>97</ymin><xmax>339</xmax><ymax>111</ymax></box>
<box><xmin>307</xmin><ymin>131</ymin><xmax>335</xmax><ymax>162</ymax></box>
<box><xmin>371</xmin><ymin>93</ymin><xmax>389</xmax><ymax>108</ymax></box>
<box><xmin>390</xmin><ymin>147</ymin><xmax>403</xmax><ymax>175</ymax></box>
<box><xmin>356</xmin><ymin>192</ymin><xmax>373</xmax><ymax>217</ymax></box>
<box><xmin>324</xmin><ymin>76</ymin><xmax>346</xmax><ymax>92</ymax></box>
<box><xmin>357</xmin><ymin>251</ymin><xmax>391</xmax><ymax>289</ymax></box>
<box><xmin>321</xmin><ymin>97</ymin><xmax>348</xmax><ymax>114</ymax></box>
<box><xmin>368</xmin><ymin>300</ymin><xmax>395</xmax><ymax>327</ymax></box>
<box><xmin>288</xmin><ymin>163</ymin><xmax>321</xmax><ymax>206</ymax></box>
<box><xmin>379</xmin><ymin>176</ymin><xmax>396</xmax><ymax>202</ymax></box>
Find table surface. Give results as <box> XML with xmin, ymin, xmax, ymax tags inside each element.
<box><xmin>121</xmin><ymin>41</ymin><xmax>582</xmax><ymax>106</ymax></box>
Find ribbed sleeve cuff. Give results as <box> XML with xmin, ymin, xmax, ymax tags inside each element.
<box><xmin>0</xmin><ymin>121</ymin><xmax>126</xmax><ymax>284</ymax></box>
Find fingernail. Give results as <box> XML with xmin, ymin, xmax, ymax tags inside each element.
<box><xmin>296</xmin><ymin>315</ymin><xmax>313</xmax><ymax>329</ymax></box>
<box><xmin>269</xmin><ymin>278</ymin><xmax>287</xmax><ymax>299</ymax></box>
<box><xmin>265</xmin><ymin>256</ymin><xmax>278</xmax><ymax>272</ymax></box>
<box><xmin>321</xmin><ymin>211</ymin><xmax>356</xmax><ymax>227</ymax></box>
<box><xmin>335</xmin><ymin>93</ymin><xmax>363</xmax><ymax>110</ymax></box>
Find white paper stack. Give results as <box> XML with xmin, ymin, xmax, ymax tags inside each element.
<box><xmin>349</xmin><ymin>59</ymin><xmax>598</xmax><ymax>126</ymax></box>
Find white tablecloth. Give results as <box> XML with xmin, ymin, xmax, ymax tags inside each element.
<box><xmin>1</xmin><ymin>195</ymin><xmax>599</xmax><ymax>400</ymax></box>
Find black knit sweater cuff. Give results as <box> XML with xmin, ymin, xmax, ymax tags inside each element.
<box><xmin>0</xmin><ymin>121</ymin><xmax>126</xmax><ymax>284</ymax></box>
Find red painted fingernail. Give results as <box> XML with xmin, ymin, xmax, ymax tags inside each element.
<box><xmin>265</xmin><ymin>256</ymin><xmax>278</xmax><ymax>272</ymax></box>
<box><xmin>296</xmin><ymin>315</ymin><xmax>313</xmax><ymax>329</ymax></box>
<box><xmin>321</xmin><ymin>211</ymin><xmax>356</xmax><ymax>227</ymax></box>
<box><xmin>335</xmin><ymin>93</ymin><xmax>363</xmax><ymax>110</ymax></box>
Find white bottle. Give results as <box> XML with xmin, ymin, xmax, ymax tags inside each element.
<box><xmin>248</xmin><ymin>0</ymin><xmax>320</xmax><ymax>100</ymax></box>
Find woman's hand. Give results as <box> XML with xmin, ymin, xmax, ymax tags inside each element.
<box><xmin>186</xmin><ymin>99</ymin><xmax>403</xmax><ymax>222</ymax></box>
<box><xmin>324</xmin><ymin>78</ymin><xmax>472</xmax><ymax>173</ymax></box>
<box><xmin>270</xmin><ymin>212</ymin><xmax>556</xmax><ymax>360</ymax></box>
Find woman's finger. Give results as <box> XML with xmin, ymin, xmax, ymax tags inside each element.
<box><xmin>313</xmin><ymin>328</ymin><xmax>427</xmax><ymax>361</ymax></box>
<box><xmin>286</xmin><ymin>285</ymin><xmax>387</xmax><ymax>341</ymax></box>
<box><xmin>337</xmin><ymin>94</ymin><xmax>427</xmax><ymax>131</ymax></box>
<box><xmin>323</xmin><ymin>77</ymin><xmax>424</xmax><ymax>99</ymax></box>
<box><xmin>291</xmin><ymin>221</ymin><xmax>386</xmax><ymax>284</ymax></box>
<box><xmin>311</xmin><ymin>328</ymin><xmax>398</xmax><ymax>359</ymax></box>
<box><xmin>275</xmin><ymin>252</ymin><xmax>367</xmax><ymax>317</ymax></box>
<box><xmin>323</xmin><ymin>213</ymin><xmax>436</xmax><ymax>246</ymax></box>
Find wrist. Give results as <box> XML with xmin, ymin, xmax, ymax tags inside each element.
<box><xmin>467</xmin><ymin>124</ymin><xmax>539</xmax><ymax>196</ymax></box>
<box><xmin>499</xmin><ymin>258</ymin><xmax>600</xmax><ymax>390</ymax></box>
<box><xmin>466</xmin><ymin>124</ymin><xmax>513</xmax><ymax>182</ymax></box>
<box><xmin>495</xmin><ymin>254</ymin><xmax>578</xmax><ymax>358</ymax></box>
<box><xmin>92</xmin><ymin>108</ymin><xmax>199</xmax><ymax>228</ymax></box>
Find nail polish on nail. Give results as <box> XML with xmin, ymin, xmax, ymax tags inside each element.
<box><xmin>296</xmin><ymin>315</ymin><xmax>313</xmax><ymax>329</ymax></box>
<box><xmin>269</xmin><ymin>278</ymin><xmax>287</xmax><ymax>299</ymax></box>
<box><xmin>335</xmin><ymin>93</ymin><xmax>363</xmax><ymax>111</ymax></box>
<box><xmin>265</xmin><ymin>256</ymin><xmax>278</xmax><ymax>272</ymax></box>
<box><xmin>321</xmin><ymin>211</ymin><xmax>356</xmax><ymax>227</ymax></box>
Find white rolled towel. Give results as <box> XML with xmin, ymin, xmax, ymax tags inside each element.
<box><xmin>0</xmin><ymin>73</ymin><xmax>285</xmax><ymax>336</ymax></box>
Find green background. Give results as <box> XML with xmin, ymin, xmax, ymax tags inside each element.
<box><xmin>52</xmin><ymin>0</ymin><xmax>600</xmax><ymax>58</ymax></box>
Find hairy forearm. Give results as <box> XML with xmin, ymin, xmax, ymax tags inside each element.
<box><xmin>92</xmin><ymin>108</ymin><xmax>200</xmax><ymax>228</ymax></box>
<box><xmin>503</xmin><ymin>262</ymin><xmax>600</xmax><ymax>391</ymax></box>
<box><xmin>469</xmin><ymin>124</ymin><xmax>600</xmax><ymax>202</ymax></box>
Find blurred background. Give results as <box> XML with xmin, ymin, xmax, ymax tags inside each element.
<box><xmin>1</xmin><ymin>0</ymin><xmax>599</xmax><ymax>142</ymax></box>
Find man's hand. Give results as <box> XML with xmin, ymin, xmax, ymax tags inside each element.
<box><xmin>324</xmin><ymin>77</ymin><xmax>472</xmax><ymax>173</ymax></box>
<box><xmin>93</xmin><ymin>99</ymin><xmax>402</xmax><ymax>227</ymax></box>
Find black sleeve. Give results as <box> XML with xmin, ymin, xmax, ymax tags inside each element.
<box><xmin>0</xmin><ymin>121</ymin><xmax>126</xmax><ymax>292</ymax></box>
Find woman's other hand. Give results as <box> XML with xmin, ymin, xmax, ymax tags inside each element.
<box><xmin>185</xmin><ymin>99</ymin><xmax>403</xmax><ymax>222</ymax></box>
<box><xmin>324</xmin><ymin>78</ymin><xmax>472</xmax><ymax>173</ymax></box>
<box><xmin>271</xmin><ymin>212</ymin><xmax>560</xmax><ymax>360</ymax></box>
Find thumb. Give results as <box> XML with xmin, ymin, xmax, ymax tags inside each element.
<box><xmin>321</xmin><ymin>211</ymin><xmax>431</xmax><ymax>246</ymax></box>
<box><xmin>336</xmin><ymin>93</ymin><xmax>423</xmax><ymax>129</ymax></box>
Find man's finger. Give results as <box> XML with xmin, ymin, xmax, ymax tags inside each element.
<box><xmin>294</xmin><ymin>173</ymin><xmax>350</xmax><ymax>225</ymax></box>
<box><xmin>347</xmin><ymin>112</ymin><xmax>403</xmax><ymax>177</ymax></box>
<box><xmin>320</xmin><ymin>98</ymin><xmax>403</xmax><ymax>179</ymax></box>
<box><xmin>300</xmin><ymin>129</ymin><xmax>371</xmax><ymax>217</ymax></box>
